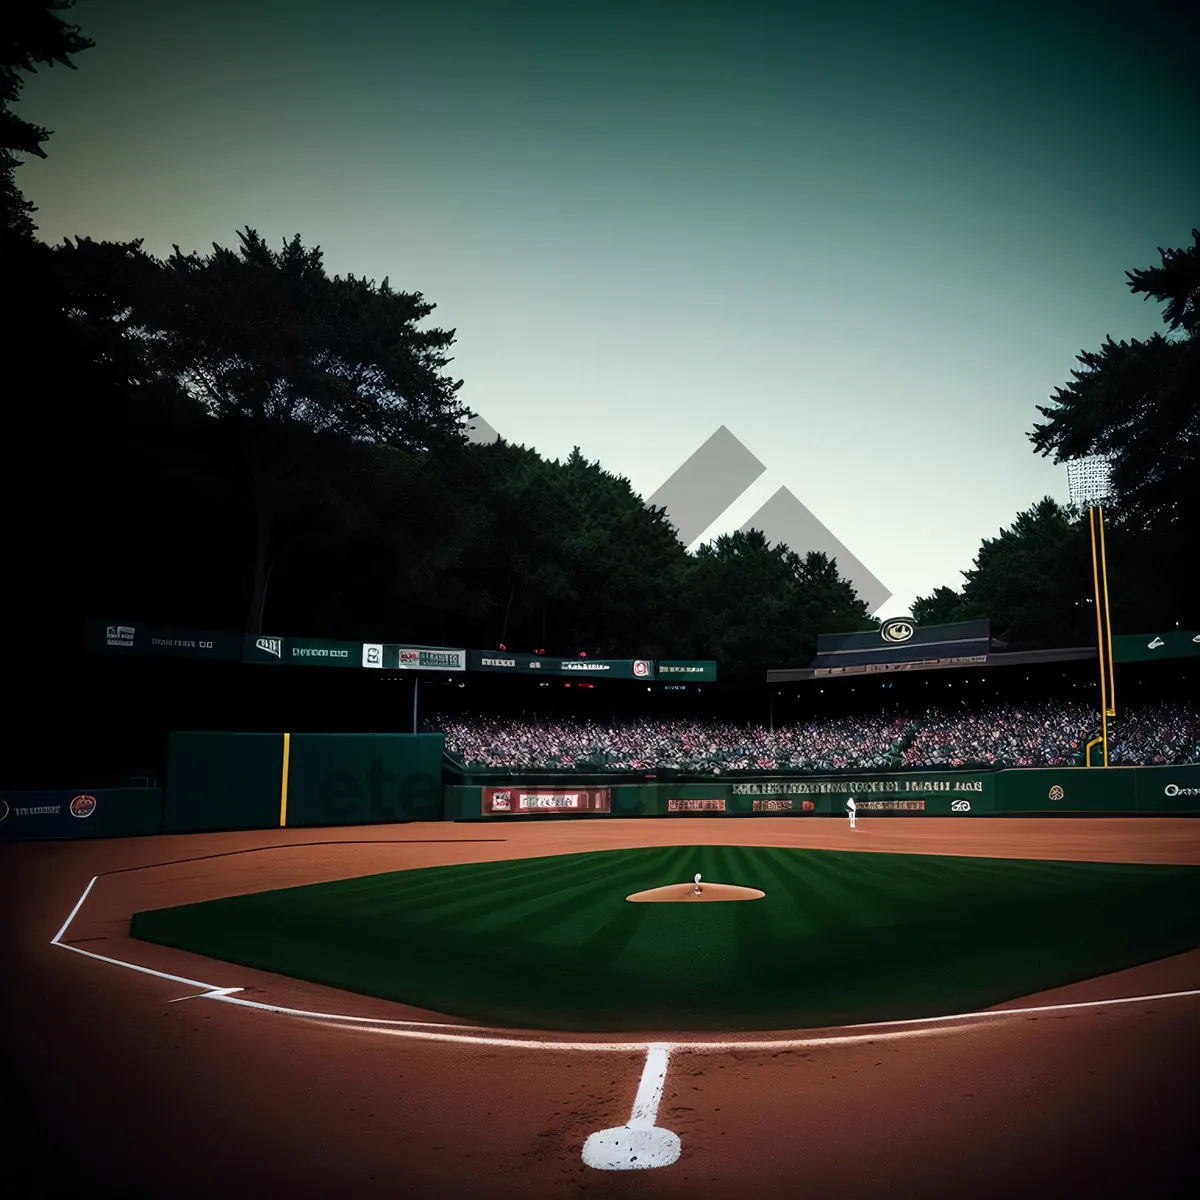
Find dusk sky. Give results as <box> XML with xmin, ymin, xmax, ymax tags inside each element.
<box><xmin>20</xmin><ymin>0</ymin><xmax>1199</xmax><ymax>618</ymax></box>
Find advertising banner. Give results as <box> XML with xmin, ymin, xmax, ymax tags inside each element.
<box><xmin>243</xmin><ymin>639</ymin><xmax>464</xmax><ymax>670</ymax></box>
<box><xmin>656</xmin><ymin>660</ymin><xmax>718</xmax><ymax>681</ymax></box>
<box><xmin>557</xmin><ymin>657</ymin><xmax>655</xmax><ymax>679</ymax></box>
<box><xmin>731</xmin><ymin>773</ymin><xmax>994</xmax><ymax>815</ymax></box>
<box><xmin>388</xmin><ymin>646</ymin><xmax>467</xmax><ymax>671</ymax></box>
<box><xmin>812</xmin><ymin>655</ymin><xmax>988</xmax><ymax>677</ymax></box>
<box><xmin>467</xmin><ymin>651</ymin><xmax>654</xmax><ymax>679</ymax></box>
<box><xmin>87</xmin><ymin>620</ymin><xmax>242</xmax><ymax>662</ymax></box>
<box><xmin>0</xmin><ymin>788</ymin><xmax>164</xmax><ymax>841</ymax></box>
<box><xmin>482</xmin><ymin>787</ymin><xmax>611</xmax><ymax>814</ymax></box>
<box><xmin>286</xmin><ymin>638</ymin><xmax>360</xmax><ymax>667</ymax></box>
<box><xmin>667</xmin><ymin>797</ymin><xmax>726</xmax><ymax>812</ymax></box>
<box><xmin>730</xmin><ymin>774</ymin><xmax>991</xmax><ymax>797</ymax></box>
<box><xmin>1134</xmin><ymin>765</ymin><xmax>1200</xmax><ymax>812</ymax></box>
<box><xmin>468</xmin><ymin>650</ymin><xmax>553</xmax><ymax>674</ymax></box>
<box><xmin>752</xmin><ymin>798</ymin><xmax>818</xmax><ymax>812</ymax></box>
<box><xmin>1112</xmin><ymin>631</ymin><xmax>1200</xmax><ymax>664</ymax></box>
<box><xmin>243</xmin><ymin>635</ymin><xmax>287</xmax><ymax>664</ymax></box>
<box><xmin>0</xmin><ymin>792</ymin><xmax>100</xmax><ymax>838</ymax></box>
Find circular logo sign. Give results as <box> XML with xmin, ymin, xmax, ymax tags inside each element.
<box><xmin>69</xmin><ymin>794</ymin><xmax>98</xmax><ymax>819</ymax></box>
<box><xmin>881</xmin><ymin>619</ymin><xmax>915</xmax><ymax>643</ymax></box>
<box><xmin>633</xmin><ymin>660</ymin><xmax>652</xmax><ymax>677</ymax></box>
<box><xmin>0</xmin><ymin>798</ymin><xmax>8</xmax><ymax>823</ymax></box>
<box><xmin>1048</xmin><ymin>785</ymin><xmax>1064</xmax><ymax>801</ymax></box>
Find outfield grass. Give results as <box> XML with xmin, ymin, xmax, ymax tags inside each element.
<box><xmin>130</xmin><ymin>846</ymin><xmax>1200</xmax><ymax>1031</ymax></box>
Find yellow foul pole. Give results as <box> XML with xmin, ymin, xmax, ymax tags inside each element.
<box><xmin>279</xmin><ymin>732</ymin><xmax>292</xmax><ymax>826</ymax></box>
<box><xmin>1098</xmin><ymin>506</ymin><xmax>1116</xmax><ymax>719</ymax></box>
<box><xmin>1087</xmin><ymin>506</ymin><xmax>1116</xmax><ymax>766</ymax></box>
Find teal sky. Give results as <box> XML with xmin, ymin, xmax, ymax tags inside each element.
<box><xmin>19</xmin><ymin>0</ymin><xmax>1200</xmax><ymax>618</ymax></box>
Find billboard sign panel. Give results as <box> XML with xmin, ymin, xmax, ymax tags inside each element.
<box><xmin>243</xmin><ymin>635</ymin><xmax>285</xmax><ymax>664</ymax></box>
<box><xmin>483</xmin><ymin>787</ymin><xmax>611</xmax><ymax>814</ymax></box>
<box><xmin>467</xmin><ymin>652</ymin><xmax>655</xmax><ymax>679</ymax></box>
<box><xmin>388</xmin><ymin>646</ymin><xmax>467</xmax><ymax>671</ymax></box>
<box><xmin>656</xmin><ymin>660</ymin><xmax>718</xmax><ymax>681</ymax></box>
<box><xmin>667</xmin><ymin>797</ymin><xmax>726</xmax><ymax>812</ymax></box>
<box><xmin>87</xmin><ymin>620</ymin><xmax>242</xmax><ymax>661</ymax></box>
<box><xmin>1112</xmin><ymin>631</ymin><xmax>1200</xmax><ymax>663</ymax></box>
<box><xmin>286</xmin><ymin>638</ymin><xmax>360</xmax><ymax>666</ymax></box>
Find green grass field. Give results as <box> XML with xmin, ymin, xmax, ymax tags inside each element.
<box><xmin>129</xmin><ymin>846</ymin><xmax>1200</xmax><ymax>1031</ymax></box>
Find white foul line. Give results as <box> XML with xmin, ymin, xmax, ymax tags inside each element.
<box><xmin>581</xmin><ymin>1044</ymin><xmax>681</xmax><ymax>1170</ymax></box>
<box><xmin>52</xmin><ymin>874</ymin><xmax>99</xmax><ymax>945</ymax></box>
<box><xmin>628</xmin><ymin>1044</ymin><xmax>671</xmax><ymax>1128</ymax></box>
<box><xmin>50</xmin><ymin>875</ymin><xmax>1200</xmax><ymax>1053</ymax></box>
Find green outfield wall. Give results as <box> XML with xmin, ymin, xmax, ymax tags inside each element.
<box><xmin>165</xmin><ymin>732</ymin><xmax>283</xmax><ymax>832</ymax></box>
<box><xmin>0</xmin><ymin>788</ymin><xmax>163</xmax><ymax>841</ymax></box>
<box><xmin>1136</xmin><ymin>765</ymin><xmax>1200</xmax><ymax>812</ymax></box>
<box><xmin>995</xmin><ymin>765</ymin><xmax>1200</xmax><ymax>814</ymax></box>
<box><xmin>284</xmin><ymin>733</ymin><xmax>444</xmax><ymax>826</ymax></box>
<box><xmin>444</xmin><ymin>765</ymin><xmax>1200</xmax><ymax>820</ymax></box>
<box><xmin>995</xmin><ymin>767</ymin><xmax>1133</xmax><ymax>813</ymax></box>
<box><xmin>164</xmin><ymin>731</ymin><xmax>445</xmax><ymax>833</ymax></box>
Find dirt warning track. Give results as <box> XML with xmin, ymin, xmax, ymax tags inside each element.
<box><xmin>3</xmin><ymin>818</ymin><xmax>1199</xmax><ymax>1198</ymax></box>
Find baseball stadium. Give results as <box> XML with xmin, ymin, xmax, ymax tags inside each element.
<box><xmin>5</xmin><ymin>539</ymin><xmax>1199</xmax><ymax>1197</ymax></box>
<box><xmin>8</xmin><ymin>2</ymin><xmax>1200</xmax><ymax>1195</ymax></box>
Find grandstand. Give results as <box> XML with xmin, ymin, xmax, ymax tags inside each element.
<box><xmin>433</xmin><ymin>700</ymin><xmax>1200</xmax><ymax>775</ymax></box>
<box><xmin>430</xmin><ymin>619</ymin><xmax>1199</xmax><ymax>777</ymax></box>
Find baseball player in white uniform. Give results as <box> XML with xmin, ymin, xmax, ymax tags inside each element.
<box><xmin>846</xmin><ymin>796</ymin><xmax>857</xmax><ymax>830</ymax></box>
<box><xmin>694</xmin><ymin>872</ymin><xmax>703</xmax><ymax>895</ymax></box>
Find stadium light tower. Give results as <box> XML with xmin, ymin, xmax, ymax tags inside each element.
<box><xmin>1085</xmin><ymin>506</ymin><xmax>1117</xmax><ymax>767</ymax></box>
<box><xmin>1067</xmin><ymin>455</ymin><xmax>1113</xmax><ymax>508</ymax></box>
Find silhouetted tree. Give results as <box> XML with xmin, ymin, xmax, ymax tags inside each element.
<box><xmin>53</xmin><ymin>229</ymin><xmax>470</xmax><ymax>631</ymax></box>
<box><xmin>957</xmin><ymin>499</ymin><xmax>1093</xmax><ymax>644</ymax></box>
<box><xmin>910</xmin><ymin>586</ymin><xmax>967</xmax><ymax>627</ymax></box>
<box><xmin>685</xmin><ymin>530</ymin><xmax>873</xmax><ymax>676</ymax></box>
<box><xmin>1031</xmin><ymin>231</ymin><xmax>1199</xmax><ymax>542</ymax></box>
<box><xmin>0</xmin><ymin>0</ymin><xmax>94</xmax><ymax>240</ymax></box>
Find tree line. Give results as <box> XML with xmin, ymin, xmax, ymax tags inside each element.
<box><xmin>3</xmin><ymin>3</ymin><xmax>1195</xmax><ymax>687</ymax></box>
<box><xmin>912</xmin><ymin>233</ymin><xmax>1198</xmax><ymax>643</ymax></box>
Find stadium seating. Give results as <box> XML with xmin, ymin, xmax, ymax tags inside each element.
<box><xmin>433</xmin><ymin>700</ymin><xmax>1200</xmax><ymax>774</ymax></box>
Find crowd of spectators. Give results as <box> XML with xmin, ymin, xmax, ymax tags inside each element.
<box><xmin>433</xmin><ymin>713</ymin><xmax>910</xmax><ymax>773</ymax></box>
<box><xmin>1107</xmin><ymin>703</ymin><xmax>1200</xmax><ymax>767</ymax></box>
<box><xmin>433</xmin><ymin>700</ymin><xmax>1199</xmax><ymax>774</ymax></box>
<box><xmin>900</xmin><ymin>700</ymin><xmax>1096</xmax><ymax>768</ymax></box>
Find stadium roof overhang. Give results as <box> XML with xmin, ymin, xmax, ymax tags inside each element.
<box><xmin>766</xmin><ymin>645</ymin><xmax>1097</xmax><ymax>684</ymax></box>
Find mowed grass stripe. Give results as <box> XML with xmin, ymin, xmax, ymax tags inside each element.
<box><xmin>383</xmin><ymin>851</ymin><xmax>617</xmax><ymax>920</ymax></box>
<box><xmin>729</xmin><ymin>846</ymin><xmax>785</xmax><ymax>985</ymax></box>
<box><xmin>339</xmin><ymin>849</ymin><xmax>614</xmax><ymax>915</ymax></box>
<box><xmin>476</xmin><ymin>844</ymin><xmax>706</xmax><ymax>938</ymax></box>
<box><xmin>558</xmin><ymin>846</ymin><xmax>705</xmax><ymax>966</ymax></box>
<box><xmin>436</xmin><ymin>847</ymin><xmax>674</xmax><ymax>934</ymax></box>
<box><xmin>521</xmin><ymin>845</ymin><xmax>696</xmax><ymax>949</ymax></box>
<box><xmin>776</xmin><ymin>850</ymin><xmax>882</xmax><ymax>927</ymax></box>
<box><xmin>531</xmin><ymin>846</ymin><xmax>699</xmax><ymax>947</ymax></box>
<box><xmin>319</xmin><ymin>851</ymin><xmax>613</xmax><ymax>930</ymax></box>
<box><xmin>756</xmin><ymin>846</ymin><xmax>859</xmax><ymax>934</ymax></box>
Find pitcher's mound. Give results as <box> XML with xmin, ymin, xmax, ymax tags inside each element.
<box><xmin>626</xmin><ymin>883</ymin><xmax>766</xmax><ymax>903</ymax></box>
